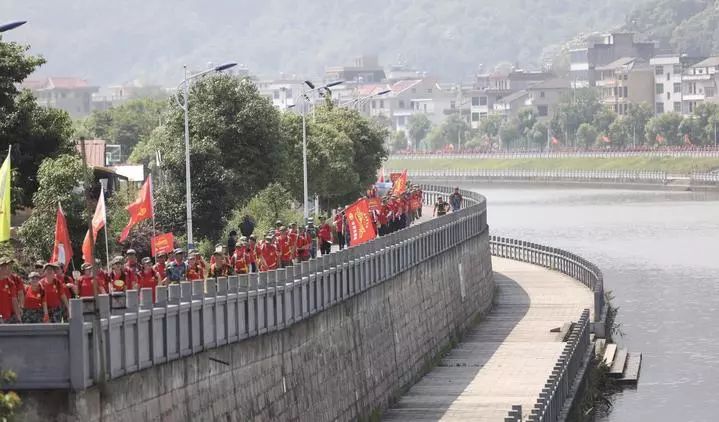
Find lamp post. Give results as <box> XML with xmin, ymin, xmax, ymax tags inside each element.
<box><xmin>341</xmin><ymin>89</ymin><xmax>391</xmax><ymax>110</ymax></box>
<box><xmin>294</xmin><ymin>80</ymin><xmax>344</xmax><ymax>220</ymax></box>
<box><xmin>175</xmin><ymin>62</ymin><xmax>237</xmax><ymax>248</ymax></box>
<box><xmin>0</xmin><ymin>21</ymin><xmax>26</xmax><ymax>33</ymax></box>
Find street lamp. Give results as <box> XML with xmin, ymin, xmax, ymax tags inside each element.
<box><xmin>0</xmin><ymin>21</ymin><xmax>26</xmax><ymax>33</ymax></box>
<box><xmin>175</xmin><ymin>62</ymin><xmax>237</xmax><ymax>249</ymax></box>
<box><xmin>296</xmin><ymin>80</ymin><xmax>344</xmax><ymax>220</ymax></box>
<box><xmin>341</xmin><ymin>89</ymin><xmax>391</xmax><ymax>110</ymax></box>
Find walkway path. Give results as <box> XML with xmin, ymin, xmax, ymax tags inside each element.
<box><xmin>382</xmin><ymin>257</ymin><xmax>594</xmax><ymax>421</ymax></box>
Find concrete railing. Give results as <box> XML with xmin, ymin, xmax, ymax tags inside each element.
<box><xmin>390</xmin><ymin>149</ymin><xmax>719</xmax><ymax>159</ymax></box>
<box><xmin>691</xmin><ymin>172</ymin><xmax>719</xmax><ymax>186</ymax></box>
<box><xmin>392</xmin><ymin>169</ymin><xmax>669</xmax><ymax>185</ymax></box>
<box><xmin>489</xmin><ymin>237</ymin><xmax>600</xmax><ymax>422</ymax></box>
<box><xmin>0</xmin><ymin>185</ymin><xmax>488</xmax><ymax>391</ymax></box>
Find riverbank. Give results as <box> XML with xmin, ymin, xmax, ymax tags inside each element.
<box><xmin>387</xmin><ymin>156</ymin><xmax>719</xmax><ymax>173</ymax></box>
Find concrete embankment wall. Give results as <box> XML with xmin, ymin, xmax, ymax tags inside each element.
<box><xmin>20</xmin><ymin>212</ymin><xmax>493</xmax><ymax>421</ymax></box>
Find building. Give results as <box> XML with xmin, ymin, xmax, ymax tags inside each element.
<box><xmin>475</xmin><ymin>70</ymin><xmax>554</xmax><ymax>94</ymax></box>
<box><xmin>526</xmin><ymin>78</ymin><xmax>572</xmax><ymax>121</ymax></box>
<box><xmin>595</xmin><ymin>57</ymin><xmax>654</xmax><ymax>115</ymax></box>
<box><xmin>681</xmin><ymin>56</ymin><xmax>719</xmax><ymax>114</ymax></box>
<box><xmin>22</xmin><ymin>77</ymin><xmax>99</xmax><ymax>117</ymax></box>
<box><xmin>570</xmin><ymin>33</ymin><xmax>655</xmax><ymax>87</ymax></box>
<box><xmin>91</xmin><ymin>81</ymin><xmax>165</xmax><ymax>111</ymax></box>
<box><xmin>325</xmin><ymin>55</ymin><xmax>386</xmax><ymax>84</ymax></box>
<box><xmin>650</xmin><ymin>55</ymin><xmax>684</xmax><ymax>114</ymax></box>
<box><xmin>256</xmin><ymin>79</ymin><xmax>307</xmax><ymax>111</ymax></box>
<box><xmin>468</xmin><ymin>90</ymin><xmax>502</xmax><ymax>128</ymax></box>
<box><xmin>493</xmin><ymin>90</ymin><xmax>530</xmax><ymax>117</ymax></box>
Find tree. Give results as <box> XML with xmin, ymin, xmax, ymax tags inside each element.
<box><xmin>576</xmin><ymin>123</ymin><xmax>599</xmax><ymax>147</ymax></box>
<box><xmin>0</xmin><ymin>38</ymin><xmax>74</xmax><ymax>208</ymax></box>
<box><xmin>624</xmin><ymin>103</ymin><xmax>653</xmax><ymax>145</ymax></box>
<box><xmin>478</xmin><ymin>115</ymin><xmax>503</xmax><ymax>140</ymax></box>
<box><xmin>224</xmin><ymin>183</ymin><xmax>302</xmax><ymax>241</ymax></box>
<box><xmin>407</xmin><ymin>114</ymin><xmax>432</xmax><ymax>150</ymax></box>
<box><xmin>427</xmin><ymin>114</ymin><xmax>470</xmax><ymax>150</ymax></box>
<box><xmin>0</xmin><ymin>369</ymin><xmax>20</xmax><ymax>421</ymax></box>
<box><xmin>551</xmin><ymin>88</ymin><xmax>603</xmax><ymax>147</ymax></box>
<box><xmin>83</xmin><ymin>98</ymin><xmax>167</xmax><ymax>158</ymax></box>
<box><xmin>498</xmin><ymin>119</ymin><xmax>521</xmax><ymax>149</ymax></box>
<box><xmin>391</xmin><ymin>131</ymin><xmax>408</xmax><ymax>153</ymax></box>
<box><xmin>592</xmin><ymin>107</ymin><xmax>617</xmax><ymax>134</ymax></box>
<box><xmin>19</xmin><ymin>154</ymin><xmax>91</xmax><ymax>263</ymax></box>
<box><xmin>527</xmin><ymin>122</ymin><xmax>548</xmax><ymax>148</ymax></box>
<box><xmin>645</xmin><ymin>112</ymin><xmax>683</xmax><ymax>145</ymax></box>
<box><xmin>135</xmin><ymin>75</ymin><xmax>284</xmax><ymax>241</ymax></box>
<box><xmin>608</xmin><ymin>116</ymin><xmax>633</xmax><ymax>147</ymax></box>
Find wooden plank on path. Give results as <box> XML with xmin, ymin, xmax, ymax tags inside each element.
<box><xmin>618</xmin><ymin>352</ymin><xmax>642</xmax><ymax>385</ymax></box>
<box><xmin>602</xmin><ymin>343</ymin><xmax>617</xmax><ymax>366</ymax></box>
<box><xmin>609</xmin><ymin>348</ymin><xmax>628</xmax><ymax>377</ymax></box>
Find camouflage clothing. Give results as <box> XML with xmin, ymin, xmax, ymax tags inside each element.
<box><xmin>22</xmin><ymin>308</ymin><xmax>45</xmax><ymax>323</ymax></box>
<box><xmin>49</xmin><ymin>306</ymin><xmax>64</xmax><ymax>323</ymax></box>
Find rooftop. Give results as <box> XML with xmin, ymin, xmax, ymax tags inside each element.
<box><xmin>23</xmin><ymin>77</ymin><xmax>97</xmax><ymax>91</ymax></box>
<box><xmin>692</xmin><ymin>57</ymin><xmax>719</xmax><ymax>68</ymax></box>
<box><xmin>526</xmin><ymin>78</ymin><xmax>571</xmax><ymax>90</ymax></box>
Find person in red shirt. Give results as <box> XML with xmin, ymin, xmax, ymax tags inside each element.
<box><xmin>378</xmin><ymin>201</ymin><xmax>390</xmax><ymax>236</ymax></box>
<box><xmin>287</xmin><ymin>223</ymin><xmax>299</xmax><ymax>261</ymax></box>
<box><xmin>95</xmin><ymin>259</ymin><xmax>110</xmax><ymax>293</ymax></box>
<box><xmin>318</xmin><ymin>221</ymin><xmax>333</xmax><ymax>256</ymax></box>
<box><xmin>232</xmin><ymin>240</ymin><xmax>249</xmax><ymax>275</ymax></box>
<box><xmin>77</xmin><ymin>263</ymin><xmax>107</xmax><ymax>298</ymax></box>
<box><xmin>247</xmin><ymin>235</ymin><xmax>258</xmax><ymax>273</ymax></box>
<box><xmin>276</xmin><ymin>227</ymin><xmax>292</xmax><ymax>268</ymax></box>
<box><xmin>23</xmin><ymin>272</ymin><xmax>49</xmax><ymax>323</ymax></box>
<box><xmin>123</xmin><ymin>250</ymin><xmax>139</xmax><ymax>290</ymax></box>
<box><xmin>54</xmin><ymin>263</ymin><xmax>77</xmax><ymax>300</ymax></box>
<box><xmin>209</xmin><ymin>252</ymin><xmax>232</xmax><ymax>278</ymax></box>
<box><xmin>153</xmin><ymin>252</ymin><xmax>168</xmax><ymax>281</ymax></box>
<box><xmin>41</xmin><ymin>262</ymin><xmax>69</xmax><ymax>322</ymax></box>
<box><xmin>0</xmin><ymin>257</ymin><xmax>22</xmax><ymax>323</ymax></box>
<box><xmin>109</xmin><ymin>256</ymin><xmax>132</xmax><ymax>292</ymax></box>
<box><xmin>186</xmin><ymin>253</ymin><xmax>204</xmax><ymax>281</ymax></box>
<box><xmin>9</xmin><ymin>267</ymin><xmax>24</xmax><ymax>311</ymax></box>
<box><xmin>334</xmin><ymin>210</ymin><xmax>346</xmax><ymax>250</ymax></box>
<box><xmin>137</xmin><ymin>257</ymin><xmax>160</xmax><ymax>302</ymax></box>
<box><xmin>296</xmin><ymin>227</ymin><xmax>311</xmax><ymax>262</ymax></box>
<box><xmin>259</xmin><ymin>235</ymin><xmax>279</xmax><ymax>271</ymax></box>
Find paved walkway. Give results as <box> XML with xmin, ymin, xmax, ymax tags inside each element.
<box><xmin>382</xmin><ymin>257</ymin><xmax>594</xmax><ymax>421</ymax></box>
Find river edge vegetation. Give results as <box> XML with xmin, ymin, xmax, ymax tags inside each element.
<box><xmin>386</xmin><ymin>156</ymin><xmax>719</xmax><ymax>173</ymax></box>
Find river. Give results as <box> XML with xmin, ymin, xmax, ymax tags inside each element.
<box><xmin>468</xmin><ymin>185</ymin><xmax>719</xmax><ymax>422</ymax></box>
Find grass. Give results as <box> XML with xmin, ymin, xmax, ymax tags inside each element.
<box><xmin>386</xmin><ymin>156</ymin><xmax>719</xmax><ymax>173</ymax></box>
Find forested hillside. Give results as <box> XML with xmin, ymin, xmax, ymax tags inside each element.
<box><xmin>3</xmin><ymin>0</ymin><xmax>648</xmax><ymax>85</ymax></box>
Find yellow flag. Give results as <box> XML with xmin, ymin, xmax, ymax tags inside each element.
<box><xmin>0</xmin><ymin>149</ymin><xmax>11</xmax><ymax>242</ymax></box>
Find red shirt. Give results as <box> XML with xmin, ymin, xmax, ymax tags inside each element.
<box><xmin>124</xmin><ymin>264</ymin><xmax>139</xmax><ymax>287</ymax></box>
<box><xmin>318</xmin><ymin>224</ymin><xmax>332</xmax><ymax>242</ymax></box>
<box><xmin>277</xmin><ymin>235</ymin><xmax>292</xmax><ymax>261</ymax></box>
<box><xmin>0</xmin><ymin>278</ymin><xmax>17</xmax><ymax>320</ymax></box>
<box><xmin>10</xmin><ymin>274</ymin><xmax>24</xmax><ymax>298</ymax></box>
<box><xmin>248</xmin><ymin>242</ymin><xmax>257</xmax><ymax>264</ymax></box>
<box><xmin>334</xmin><ymin>215</ymin><xmax>344</xmax><ymax>233</ymax></box>
<box><xmin>137</xmin><ymin>270</ymin><xmax>159</xmax><ymax>302</ymax></box>
<box><xmin>288</xmin><ymin>230</ymin><xmax>298</xmax><ymax>258</ymax></box>
<box><xmin>187</xmin><ymin>265</ymin><xmax>203</xmax><ymax>281</ymax></box>
<box><xmin>41</xmin><ymin>277</ymin><xmax>65</xmax><ymax>308</ymax></box>
<box><xmin>296</xmin><ymin>233</ymin><xmax>311</xmax><ymax>258</ymax></box>
<box><xmin>110</xmin><ymin>270</ymin><xmax>133</xmax><ymax>292</ymax></box>
<box><xmin>379</xmin><ymin>205</ymin><xmax>390</xmax><ymax>226</ymax></box>
<box><xmin>153</xmin><ymin>262</ymin><xmax>167</xmax><ymax>280</ymax></box>
<box><xmin>260</xmin><ymin>242</ymin><xmax>278</xmax><ymax>271</ymax></box>
<box><xmin>233</xmin><ymin>248</ymin><xmax>249</xmax><ymax>274</ymax></box>
<box><xmin>77</xmin><ymin>275</ymin><xmax>97</xmax><ymax>298</ymax></box>
<box><xmin>24</xmin><ymin>285</ymin><xmax>45</xmax><ymax>310</ymax></box>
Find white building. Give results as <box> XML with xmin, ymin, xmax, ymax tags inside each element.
<box><xmin>681</xmin><ymin>57</ymin><xmax>719</xmax><ymax>114</ymax></box>
<box><xmin>256</xmin><ymin>79</ymin><xmax>307</xmax><ymax>111</ymax></box>
<box><xmin>650</xmin><ymin>55</ymin><xmax>683</xmax><ymax>114</ymax></box>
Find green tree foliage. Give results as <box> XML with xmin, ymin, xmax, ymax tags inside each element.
<box><xmin>0</xmin><ymin>38</ymin><xmax>74</xmax><ymax>208</ymax></box>
<box><xmin>478</xmin><ymin>115</ymin><xmax>503</xmax><ymax>140</ymax></box>
<box><xmin>224</xmin><ymin>183</ymin><xmax>302</xmax><ymax>240</ymax></box>
<box><xmin>625</xmin><ymin>0</ymin><xmax>709</xmax><ymax>49</ymax></box>
<box><xmin>407</xmin><ymin>114</ymin><xmax>432</xmax><ymax>150</ymax></box>
<box><xmin>645</xmin><ymin>112</ymin><xmax>684</xmax><ymax>145</ymax></box>
<box><xmin>427</xmin><ymin>114</ymin><xmax>470</xmax><ymax>150</ymax></box>
<box><xmin>19</xmin><ymin>155</ymin><xmax>91</xmax><ymax>262</ymax></box>
<box><xmin>82</xmin><ymin>98</ymin><xmax>167</xmax><ymax>157</ymax></box>
<box><xmin>551</xmin><ymin>88</ymin><xmax>603</xmax><ymax>146</ymax></box>
<box><xmin>0</xmin><ymin>368</ymin><xmax>21</xmax><ymax>421</ymax></box>
<box><xmin>135</xmin><ymin>75</ymin><xmax>283</xmax><ymax>240</ymax></box>
<box><xmin>499</xmin><ymin>118</ymin><xmax>522</xmax><ymax>149</ymax></box>
<box><xmin>576</xmin><ymin>123</ymin><xmax>599</xmax><ymax>147</ymax></box>
<box><xmin>391</xmin><ymin>131</ymin><xmax>408</xmax><ymax>153</ymax></box>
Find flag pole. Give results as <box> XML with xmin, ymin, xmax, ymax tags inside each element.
<box><xmin>79</xmin><ymin>137</ymin><xmax>107</xmax><ymax>388</ymax></box>
<box><xmin>149</xmin><ymin>175</ymin><xmax>156</xmax><ymax>255</ymax></box>
<box><xmin>101</xmin><ymin>187</ymin><xmax>110</xmax><ymax>273</ymax></box>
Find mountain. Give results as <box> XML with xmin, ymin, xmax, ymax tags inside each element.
<box><xmin>625</xmin><ymin>0</ymin><xmax>719</xmax><ymax>56</ymax></box>
<box><xmin>2</xmin><ymin>0</ymin><xmax>650</xmax><ymax>86</ymax></box>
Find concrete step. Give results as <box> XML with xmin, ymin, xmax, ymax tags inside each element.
<box><xmin>609</xmin><ymin>348</ymin><xmax>628</xmax><ymax>377</ymax></box>
<box><xmin>602</xmin><ymin>343</ymin><xmax>617</xmax><ymax>367</ymax></box>
<box><xmin>594</xmin><ymin>338</ymin><xmax>606</xmax><ymax>358</ymax></box>
<box><xmin>617</xmin><ymin>352</ymin><xmax>642</xmax><ymax>385</ymax></box>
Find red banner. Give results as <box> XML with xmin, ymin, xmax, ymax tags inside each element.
<box><xmin>390</xmin><ymin>169</ymin><xmax>408</xmax><ymax>196</ymax></box>
<box><xmin>409</xmin><ymin>198</ymin><xmax>421</xmax><ymax>211</ymax></box>
<box><xmin>367</xmin><ymin>197</ymin><xmax>381</xmax><ymax>212</ymax></box>
<box><xmin>389</xmin><ymin>172</ymin><xmax>403</xmax><ymax>182</ymax></box>
<box><xmin>151</xmin><ymin>232</ymin><xmax>174</xmax><ymax>257</ymax></box>
<box><xmin>51</xmin><ymin>204</ymin><xmax>73</xmax><ymax>270</ymax></box>
<box><xmin>345</xmin><ymin>198</ymin><xmax>376</xmax><ymax>246</ymax></box>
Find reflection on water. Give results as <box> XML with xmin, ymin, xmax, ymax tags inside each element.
<box><xmin>471</xmin><ymin>186</ymin><xmax>719</xmax><ymax>422</ymax></box>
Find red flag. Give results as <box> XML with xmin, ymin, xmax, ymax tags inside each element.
<box><xmin>602</xmin><ymin>135</ymin><xmax>611</xmax><ymax>143</ymax></box>
<box><xmin>656</xmin><ymin>134</ymin><xmax>665</xmax><ymax>144</ymax></box>
<box><xmin>82</xmin><ymin>187</ymin><xmax>107</xmax><ymax>263</ymax></box>
<box><xmin>551</xmin><ymin>137</ymin><xmax>560</xmax><ymax>145</ymax></box>
<box><xmin>367</xmin><ymin>197</ymin><xmax>381</xmax><ymax>212</ymax></box>
<box><xmin>51</xmin><ymin>204</ymin><xmax>73</xmax><ymax>270</ymax></box>
<box><xmin>151</xmin><ymin>232</ymin><xmax>174</xmax><ymax>257</ymax></box>
<box><xmin>119</xmin><ymin>177</ymin><xmax>154</xmax><ymax>242</ymax></box>
<box><xmin>390</xmin><ymin>170</ymin><xmax>408</xmax><ymax>196</ymax></box>
<box><xmin>345</xmin><ymin>198</ymin><xmax>376</xmax><ymax>246</ymax></box>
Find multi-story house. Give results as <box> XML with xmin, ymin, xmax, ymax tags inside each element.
<box><xmin>256</xmin><ymin>79</ymin><xmax>307</xmax><ymax>110</ymax></box>
<box><xmin>650</xmin><ymin>55</ymin><xmax>684</xmax><ymax>114</ymax></box>
<box><xmin>595</xmin><ymin>57</ymin><xmax>654</xmax><ymax>115</ymax></box>
<box><xmin>22</xmin><ymin>77</ymin><xmax>99</xmax><ymax>117</ymax></box>
<box><xmin>681</xmin><ymin>57</ymin><xmax>719</xmax><ymax>114</ymax></box>
<box><xmin>325</xmin><ymin>55</ymin><xmax>386</xmax><ymax>84</ymax></box>
<box><xmin>525</xmin><ymin>78</ymin><xmax>571</xmax><ymax>121</ymax></box>
<box><xmin>570</xmin><ymin>33</ymin><xmax>655</xmax><ymax>88</ymax></box>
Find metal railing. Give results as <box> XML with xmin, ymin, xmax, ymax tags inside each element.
<box><xmin>390</xmin><ymin>148</ymin><xmax>719</xmax><ymax>160</ymax></box>
<box><xmin>0</xmin><ymin>184</ymin><xmax>488</xmax><ymax>391</ymax></box>
<box><xmin>489</xmin><ymin>237</ymin><xmax>601</xmax><ymax>422</ymax></box>
<box><xmin>391</xmin><ymin>169</ymin><xmax>669</xmax><ymax>185</ymax></box>
<box><xmin>690</xmin><ymin>171</ymin><xmax>719</xmax><ymax>185</ymax></box>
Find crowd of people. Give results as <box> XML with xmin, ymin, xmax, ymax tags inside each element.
<box><xmin>0</xmin><ymin>184</ymin><xmax>438</xmax><ymax>324</ymax></box>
